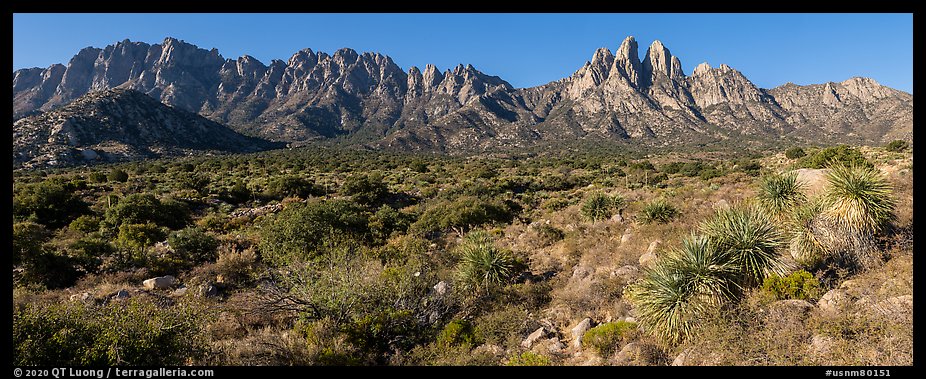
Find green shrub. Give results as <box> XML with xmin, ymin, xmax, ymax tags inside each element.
<box><xmin>757</xmin><ymin>172</ymin><xmax>806</xmax><ymax>215</ymax></box>
<box><xmin>885</xmin><ymin>140</ymin><xmax>909</xmax><ymax>152</ymax></box>
<box><xmin>785</xmin><ymin>147</ymin><xmax>806</xmax><ymax>159</ymax></box>
<box><xmin>637</xmin><ymin>199</ymin><xmax>677</xmax><ymax>224</ymax></box>
<box><xmin>369</xmin><ymin>205</ymin><xmax>411</xmax><ymax>241</ymax></box>
<box><xmin>582</xmin><ymin>321</ymin><xmax>638</xmax><ymax>356</ymax></box>
<box><xmin>107</xmin><ymin>169</ymin><xmax>129</xmax><ymax>183</ymax></box>
<box><xmin>410</xmin><ymin>196</ymin><xmax>514</xmax><ymax>235</ymax></box>
<box><xmin>214</xmin><ymin>245</ymin><xmax>259</xmax><ymax>286</ymax></box>
<box><xmin>454</xmin><ymin>231</ymin><xmax>515</xmax><ymax>293</ymax></box>
<box><xmin>13</xmin><ymin>222</ymin><xmax>83</xmax><ymax>288</ymax></box>
<box><xmin>13</xmin><ymin>299</ymin><xmax>209</xmax><ymax>365</ymax></box>
<box><xmin>506</xmin><ymin>351</ymin><xmax>552</xmax><ymax>366</ymax></box>
<box><xmin>436</xmin><ymin>320</ymin><xmax>478</xmax><ymax>348</ymax></box>
<box><xmin>222</xmin><ymin>182</ymin><xmax>252</xmax><ymax>204</ymax></box>
<box><xmin>116</xmin><ymin>222</ymin><xmax>166</xmax><ymax>252</ymax></box>
<box><xmin>581</xmin><ymin>192</ymin><xmax>624</xmax><ymax>222</ymax></box>
<box><xmin>473</xmin><ymin>306</ymin><xmax>531</xmax><ymax>348</ymax></box>
<box><xmin>100</xmin><ymin>194</ymin><xmax>189</xmax><ymax>235</ymax></box>
<box><xmin>699</xmin><ymin>168</ymin><xmax>723</xmax><ymax>181</ymax></box>
<box><xmin>258</xmin><ymin>199</ymin><xmax>369</xmax><ymax>265</ymax></box>
<box><xmin>342</xmin><ymin>173</ymin><xmax>388</xmax><ymax>206</ymax></box>
<box><xmin>264</xmin><ymin>175</ymin><xmax>320</xmax><ymax>200</ymax></box>
<box><xmin>167</xmin><ymin>227</ymin><xmax>219</xmax><ymax>263</ymax></box>
<box><xmin>176</xmin><ymin>173</ymin><xmax>209</xmax><ymax>194</ymax></box>
<box><xmin>88</xmin><ymin>171</ymin><xmax>108</xmax><ymax>183</ymax></box>
<box><xmin>760</xmin><ymin>270</ymin><xmax>821</xmax><ymax>301</ymax></box>
<box><xmin>798</xmin><ymin>145</ymin><xmax>872</xmax><ymax>169</ymax></box>
<box><xmin>13</xmin><ymin>179</ymin><xmax>89</xmax><ymax>228</ymax></box>
<box><xmin>68</xmin><ymin>215</ymin><xmax>101</xmax><ymax>234</ymax></box>
<box><xmin>13</xmin><ymin>221</ymin><xmax>50</xmax><ymax>268</ymax></box>
<box><xmin>535</xmin><ymin>224</ymin><xmax>565</xmax><ymax>246</ymax></box>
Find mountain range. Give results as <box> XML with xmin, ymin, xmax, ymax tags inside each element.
<box><xmin>12</xmin><ymin>36</ymin><xmax>913</xmax><ymax>166</ymax></box>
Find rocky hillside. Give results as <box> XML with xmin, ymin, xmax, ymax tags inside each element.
<box><xmin>12</xmin><ymin>88</ymin><xmax>282</xmax><ymax>169</ymax></box>
<box><xmin>13</xmin><ymin>36</ymin><xmax>913</xmax><ymax>152</ymax></box>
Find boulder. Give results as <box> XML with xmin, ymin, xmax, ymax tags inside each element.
<box><xmin>571</xmin><ymin>318</ymin><xmax>592</xmax><ymax>349</ymax></box>
<box><xmin>817</xmin><ymin>289</ymin><xmax>848</xmax><ymax>313</ymax></box>
<box><xmin>433</xmin><ymin>281</ymin><xmax>449</xmax><ymax>296</ymax></box>
<box><xmin>620</xmin><ymin>228</ymin><xmax>633</xmax><ymax>245</ymax></box>
<box><xmin>143</xmin><ymin>275</ymin><xmax>178</xmax><ymax>290</ymax></box>
<box><xmin>610</xmin><ymin>213</ymin><xmax>624</xmax><ymax>223</ymax></box>
<box><xmin>672</xmin><ymin>348</ymin><xmax>693</xmax><ymax>366</ymax></box>
<box><xmin>808</xmin><ymin>334</ymin><xmax>835</xmax><ymax>356</ymax></box>
<box><xmin>871</xmin><ymin>295</ymin><xmax>913</xmax><ymax>318</ymax></box>
<box><xmin>171</xmin><ymin>287</ymin><xmax>189</xmax><ymax>297</ymax></box>
<box><xmin>112</xmin><ymin>289</ymin><xmax>131</xmax><ymax>300</ymax></box>
<box><xmin>521</xmin><ymin>327</ymin><xmax>548</xmax><ymax>348</ymax></box>
<box><xmin>201</xmin><ymin>283</ymin><xmax>219</xmax><ymax>297</ymax></box>
<box><xmin>768</xmin><ymin>299</ymin><xmax>815</xmax><ymax>329</ymax></box>
<box><xmin>611</xmin><ymin>265</ymin><xmax>638</xmax><ymax>281</ymax></box>
<box><xmin>712</xmin><ymin>199</ymin><xmax>730</xmax><ymax>210</ymax></box>
<box><xmin>69</xmin><ymin>292</ymin><xmax>91</xmax><ymax>302</ymax></box>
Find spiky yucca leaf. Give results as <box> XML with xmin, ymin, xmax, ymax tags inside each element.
<box><xmin>700</xmin><ymin>204</ymin><xmax>786</xmax><ymax>287</ymax></box>
<box><xmin>757</xmin><ymin>171</ymin><xmax>806</xmax><ymax>216</ymax></box>
<box><xmin>787</xmin><ymin>200</ymin><xmax>827</xmax><ymax>268</ymax></box>
<box><xmin>454</xmin><ymin>231</ymin><xmax>514</xmax><ymax>292</ymax></box>
<box><xmin>822</xmin><ymin>163</ymin><xmax>895</xmax><ymax>236</ymax></box>
<box><xmin>637</xmin><ymin>198</ymin><xmax>678</xmax><ymax>225</ymax></box>
<box><xmin>629</xmin><ymin>235</ymin><xmax>740</xmax><ymax>344</ymax></box>
<box><xmin>581</xmin><ymin>192</ymin><xmax>624</xmax><ymax>222</ymax></box>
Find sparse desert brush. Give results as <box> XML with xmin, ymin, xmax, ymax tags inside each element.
<box><xmin>505</xmin><ymin>351</ymin><xmax>553</xmax><ymax>366</ymax></box>
<box><xmin>759</xmin><ymin>270</ymin><xmax>821</xmax><ymax>301</ymax></box>
<box><xmin>581</xmin><ymin>191</ymin><xmax>624</xmax><ymax>222</ymax></box>
<box><xmin>454</xmin><ymin>231</ymin><xmax>516</xmax><ymax>294</ymax></box>
<box><xmin>637</xmin><ymin>199</ymin><xmax>678</xmax><ymax>225</ymax></box>
<box><xmin>628</xmin><ymin>235</ymin><xmax>739</xmax><ymax>344</ymax></box>
<box><xmin>699</xmin><ymin>204</ymin><xmax>786</xmax><ymax>287</ymax></box>
<box><xmin>215</xmin><ymin>244</ymin><xmax>259</xmax><ymax>286</ymax></box>
<box><xmin>756</xmin><ymin>171</ymin><xmax>806</xmax><ymax>216</ymax></box>
<box><xmin>582</xmin><ymin>320</ymin><xmax>638</xmax><ymax>356</ymax></box>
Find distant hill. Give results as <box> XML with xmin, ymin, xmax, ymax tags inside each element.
<box><xmin>12</xmin><ymin>88</ymin><xmax>283</xmax><ymax>168</ymax></box>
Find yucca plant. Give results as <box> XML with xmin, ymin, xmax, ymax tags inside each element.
<box><xmin>629</xmin><ymin>235</ymin><xmax>740</xmax><ymax>344</ymax></box>
<box><xmin>700</xmin><ymin>204</ymin><xmax>786</xmax><ymax>287</ymax></box>
<box><xmin>454</xmin><ymin>231</ymin><xmax>515</xmax><ymax>293</ymax></box>
<box><xmin>821</xmin><ymin>163</ymin><xmax>895</xmax><ymax>236</ymax></box>
<box><xmin>581</xmin><ymin>192</ymin><xmax>624</xmax><ymax>222</ymax></box>
<box><xmin>637</xmin><ymin>198</ymin><xmax>678</xmax><ymax>224</ymax></box>
<box><xmin>786</xmin><ymin>200</ymin><xmax>827</xmax><ymax>268</ymax></box>
<box><xmin>757</xmin><ymin>171</ymin><xmax>806</xmax><ymax>216</ymax></box>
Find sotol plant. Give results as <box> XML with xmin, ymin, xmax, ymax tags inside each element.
<box><xmin>786</xmin><ymin>200</ymin><xmax>827</xmax><ymax>268</ymax></box>
<box><xmin>628</xmin><ymin>235</ymin><xmax>740</xmax><ymax>344</ymax></box>
<box><xmin>454</xmin><ymin>231</ymin><xmax>515</xmax><ymax>293</ymax></box>
<box><xmin>637</xmin><ymin>199</ymin><xmax>678</xmax><ymax>225</ymax></box>
<box><xmin>699</xmin><ymin>204</ymin><xmax>786</xmax><ymax>287</ymax></box>
<box><xmin>821</xmin><ymin>163</ymin><xmax>895</xmax><ymax>236</ymax></box>
<box><xmin>757</xmin><ymin>172</ymin><xmax>806</xmax><ymax>216</ymax></box>
<box><xmin>581</xmin><ymin>192</ymin><xmax>624</xmax><ymax>222</ymax></box>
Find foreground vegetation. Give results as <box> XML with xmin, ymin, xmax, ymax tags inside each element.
<box><xmin>12</xmin><ymin>142</ymin><xmax>913</xmax><ymax>366</ymax></box>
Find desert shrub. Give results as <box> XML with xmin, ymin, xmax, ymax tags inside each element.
<box><xmin>410</xmin><ymin>196</ymin><xmax>514</xmax><ymax>235</ymax></box>
<box><xmin>700</xmin><ymin>204</ymin><xmax>785</xmax><ymax>287</ymax></box>
<box><xmin>884</xmin><ymin>140</ymin><xmax>909</xmax><ymax>152</ymax></box>
<box><xmin>699</xmin><ymin>167</ymin><xmax>723</xmax><ymax>181</ymax></box>
<box><xmin>88</xmin><ymin>171</ymin><xmax>108</xmax><ymax>183</ymax></box>
<box><xmin>215</xmin><ymin>244</ymin><xmax>259</xmax><ymax>286</ymax></box>
<box><xmin>342</xmin><ymin>173</ymin><xmax>388</xmax><ymax>206</ymax></box>
<box><xmin>757</xmin><ymin>172</ymin><xmax>806</xmax><ymax>215</ymax></box>
<box><xmin>13</xmin><ymin>299</ymin><xmax>209</xmax><ymax>365</ymax></box>
<box><xmin>409</xmin><ymin>159</ymin><xmax>429</xmax><ymax>173</ymax></box>
<box><xmin>107</xmin><ymin>169</ymin><xmax>129</xmax><ymax>183</ymax></box>
<box><xmin>13</xmin><ymin>179</ymin><xmax>89</xmax><ymax>228</ymax></box>
<box><xmin>736</xmin><ymin>160</ymin><xmax>762</xmax><ymax>176</ymax></box>
<box><xmin>176</xmin><ymin>173</ymin><xmax>210</xmax><ymax>194</ymax></box>
<box><xmin>258</xmin><ymin>199</ymin><xmax>368</xmax><ymax>266</ymax></box>
<box><xmin>167</xmin><ymin>227</ymin><xmax>219</xmax><ymax>263</ymax></box>
<box><xmin>68</xmin><ymin>215</ymin><xmax>101</xmax><ymax>234</ymax></box>
<box><xmin>760</xmin><ymin>270</ymin><xmax>821</xmax><ymax>301</ymax></box>
<box><xmin>540</xmin><ymin>197</ymin><xmax>569</xmax><ymax>211</ymax></box>
<box><xmin>473</xmin><ymin>306</ymin><xmax>532</xmax><ymax>348</ymax></box>
<box><xmin>64</xmin><ymin>236</ymin><xmax>113</xmax><ymax>274</ymax></box>
<box><xmin>506</xmin><ymin>351</ymin><xmax>552</xmax><ymax>366</ymax></box>
<box><xmin>369</xmin><ymin>205</ymin><xmax>412</xmax><ymax>241</ymax></box>
<box><xmin>100</xmin><ymin>194</ymin><xmax>189</xmax><ymax>235</ymax></box>
<box><xmin>798</xmin><ymin>145</ymin><xmax>872</xmax><ymax>169</ymax></box>
<box><xmin>454</xmin><ymin>231</ymin><xmax>516</xmax><ymax>294</ymax></box>
<box><xmin>581</xmin><ymin>192</ymin><xmax>624</xmax><ymax>222</ymax></box>
<box><xmin>785</xmin><ymin>147</ymin><xmax>807</xmax><ymax>159</ymax></box>
<box><xmin>637</xmin><ymin>199</ymin><xmax>678</xmax><ymax>224</ymax></box>
<box><xmin>535</xmin><ymin>224</ymin><xmax>565</xmax><ymax>246</ymax></box>
<box><xmin>116</xmin><ymin>222</ymin><xmax>166</xmax><ymax>252</ymax></box>
<box><xmin>582</xmin><ymin>320</ymin><xmax>638</xmax><ymax>356</ymax></box>
<box><xmin>436</xmin><ymin>320</ymin><xmax>478</xmax><ymax>348</ymax></box>
<box><xmin>221</xmin><ymin>182</ymin><xmax>252</xmax><ymax>204</ymax></box>
<box><xmin>264</xmin><ymin>175</ymin><xmax>320</xmax><ymax>200</ymax></box>
<box><xmin>628</xmin><ymin>235</ymin><xmax>739</xmax><ymax>344</ymax></box>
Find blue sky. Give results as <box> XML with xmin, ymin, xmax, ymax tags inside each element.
<box><xmin>13</xmin><ymin>13</ymin><xmax>913</xmax><ymax>93</ymax></box>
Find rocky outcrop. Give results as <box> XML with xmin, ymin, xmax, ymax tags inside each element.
<box><xmin>13</xmin><ymin>36</ymin><xmax>912</xmax><ymax>154</ymax></box>
<box><xmin>13</xmin><ymin>88</ymin><xmax>281</xmax><ymax>168</ymax></box>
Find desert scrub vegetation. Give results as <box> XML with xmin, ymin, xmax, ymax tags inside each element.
<box><xmin>10</xmin><ymin>142</ymin><xmax>910</xmax><ymax>366</ymax></box>
<box><xmin>637</xmin><ymin>198</ymin><xmax>678</xmax><ymax>224</ymax></box>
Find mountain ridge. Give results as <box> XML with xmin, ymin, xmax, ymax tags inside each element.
<box><xmin>13</xmin><ymin>36</ymin><xmax>913</xmax><ymax>155</ymax></box>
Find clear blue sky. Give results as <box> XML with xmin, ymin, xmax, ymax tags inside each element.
<box><xmin>13</xmin><ymin>13</ymin><xmax>913</xmax><ymax>93</ymax></box>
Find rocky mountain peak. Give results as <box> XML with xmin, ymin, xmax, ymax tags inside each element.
<box><xmin>692</xmin><ymin>62</ymin><xmax>712</xmax><ymax>76</ymax></box>
<box><xmin>613</xmin><ymin>35</ymin><xmax>643</xmax><ymax>87</ymax></box>
<box><xmin>642</xmin><ymin>39</ymin><xmax>685</xmax><ymax>85</ymax></box>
